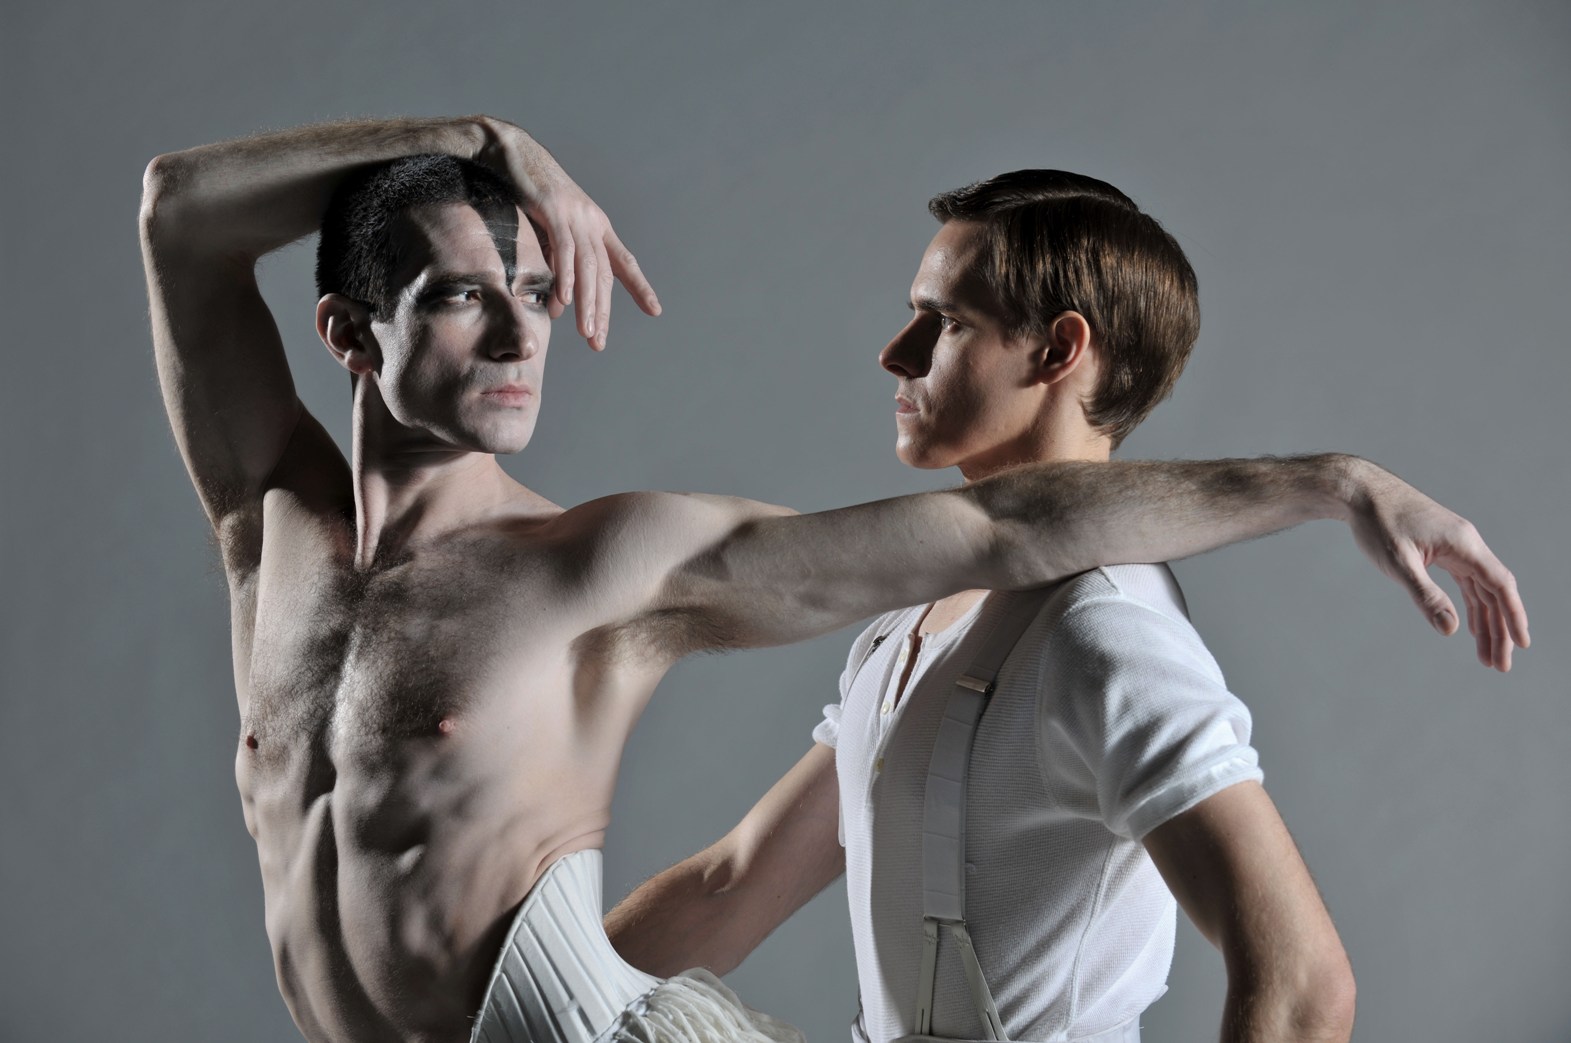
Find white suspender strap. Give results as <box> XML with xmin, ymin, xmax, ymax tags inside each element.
<box><xmin>913</xmin><ymin>590</ymin><xmax>1050</xmax><ymax>1042</ymax></box>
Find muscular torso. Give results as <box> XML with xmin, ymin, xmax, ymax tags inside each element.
<box><xmin>230</xmin><ymin>483</ymin><xmax>677</xmax><ymax>1042</ymax></box>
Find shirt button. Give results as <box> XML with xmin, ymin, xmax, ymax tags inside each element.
<box><xmin>881</xmin><ymin>701</ymin><xmax>892</xmax><ymax>714</ymax></box>
<box><xmin>896</xmin><ymin>647</ymin><xmax>909</xmax><ymax>666</ymax></box>
<box><xmin>875</xmin><ymin>757</ymin><xmax>884</xmax><ymax>772</ymax></box>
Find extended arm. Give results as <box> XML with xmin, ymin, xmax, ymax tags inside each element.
<box><xmin>606</xmin><ymin>743</ymin><xmax>844</xmax><ymax>976</ymax></box>
<box><xmin>1144</xmin><ymin>782</ymin><xmax>1356</xmax><ymax>1043</ymax></box>
<box><xmin>657</xmin><ymin>454</ymin><xmax>1527</xmax><ymax>669</ymax></box>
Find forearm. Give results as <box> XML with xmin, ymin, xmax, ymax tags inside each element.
<box><xmin>608</xmin><ymin>742</ymin><xmax>843</xmax><ymax>975</ymax></box>
<box><xmin>968</xmin><ymin>453</ymin><xmax>1363</xmax><ymax>586</ymax></box>
<box><xmin>606</xmin><ymin>847</ymin><xmax>770</xmax><ymax>977</ymax></box>
<box><xmin>140</xmin><ymin>115</ymin><xmax>503</xmax><ymax>257</ymax></box>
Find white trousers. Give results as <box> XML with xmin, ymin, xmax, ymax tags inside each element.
<box><xmin>862</xmin><ymin>1008</ymin><xmax>1140</xmax><ymax>1043</ymax></box>
<box><xmin>470</xmin><ymin>849</ymin><xmax>803</xmax><ymax>1043</ymax></box>
<box><xmin>890</xmin><ymin>1024</ymin><xmax>1138</xmax><ymax>1043</ymax></box>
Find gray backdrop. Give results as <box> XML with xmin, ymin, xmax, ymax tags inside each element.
<box><xmin>3</xmin><ymin>2</ymin><xmax>1568</xmax><ymax>1040</ymax></box>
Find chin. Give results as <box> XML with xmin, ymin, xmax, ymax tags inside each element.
<box><xmin>456</xmin><ymin>410</ymin><xmax>539</xmax><ymax>455</ymax></box>
<box><xmin>894</xmin><ymin>438</ymin><xmax>955</xmax><ymax>471</ymax></box>
<box><xmin>482</xmin><ymin>428</ymin><xmax>537</xmax><ymax>455</ymax></box>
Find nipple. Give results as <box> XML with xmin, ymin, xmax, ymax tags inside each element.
<box><xmin>245</xmin><ymin>733</ymin><xmax>259</xmax><ymax>751</ymax></box>
<box><xmin>437</xmin><ymin>717</ymin><xmax>456</xmax><ymax>736</ymax></box>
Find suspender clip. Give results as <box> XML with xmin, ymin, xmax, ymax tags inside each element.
<box><xmin>955</xmin><ymin>674</ymin><xmax>995</xmax><ymax>696</ymax></box>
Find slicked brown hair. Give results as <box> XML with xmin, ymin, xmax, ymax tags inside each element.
<box><xmin>927</xmin><ymin>170</ymin><xmax>1199</xmax><ymax>449</ymax></box>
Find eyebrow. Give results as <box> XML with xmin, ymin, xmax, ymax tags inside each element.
<box><xmin>909</xmin><ymin>293</ymin><xmax>963</xmax><ymax>315</ymax></box>
<box><xmin>419</xmin><ymin>268</ymin><xmax>556</xmax><ymax>295</ymax></box>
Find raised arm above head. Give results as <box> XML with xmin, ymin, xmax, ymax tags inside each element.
<box><xmin>650</xmin><ymin>453</ymin><xmax>1527</xmax><ymax>670</ymax></box>
<box><xmin>139</xmin><ymin>115</ymin><xmax>659</xmax><ymax>567</ymax></box>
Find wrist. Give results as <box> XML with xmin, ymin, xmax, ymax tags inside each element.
<box><xmin>470</xmin><ymin>114</ymin><xmax>560</xmax><ymax>202</ymax></box>
<box><xmin>457</xmin><ymin>114</ymin><xmax>496</xmax><ymax>162</ymax></box>
<box><xmin>1318</xmin><ymin>453</ymin><xmax>1368</xmax><ymax>524</ymax></box>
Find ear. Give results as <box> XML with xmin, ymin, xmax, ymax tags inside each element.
<box><xmin>1035</xmin><ymin>311</ymin><xmax>1095</xmax><ymax>387</ymax></box>
<box><xmin>316</xmin><ymin>294</ymin><xmax>380</xmax><ymax>375</ymax></box>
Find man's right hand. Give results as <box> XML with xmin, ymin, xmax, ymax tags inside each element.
<box><xmin>475</xmin><ymin>116</ymin><xmax>662</xmax><ymax>351</ymax></box>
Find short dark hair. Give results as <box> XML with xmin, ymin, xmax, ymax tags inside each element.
<box><xmin>927</xmin><ymin>170</ymin><xmax>1199</xmax><ymax>449</ymax></box>
<box><xmin>315</xmin><ymin>153</ymin><xmax>521</xmax><ymax>319</ymax></box>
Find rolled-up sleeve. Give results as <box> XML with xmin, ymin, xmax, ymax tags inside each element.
<box><xmin>1041</xmin><ymin>594</ymin><xmax>1263</xmax><ymax>842</ymax></box>
<box><xmin>812</xmin><ymin>701</ymin><xmax>842</xmax><ymax>749</ymax></box>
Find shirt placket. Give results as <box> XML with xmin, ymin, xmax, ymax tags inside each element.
<box><xmin>871</xmin><ymin>622</ymin><xmax>962</xmax><ymax>785</ymax></box>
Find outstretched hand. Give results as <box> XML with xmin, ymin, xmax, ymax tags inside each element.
<box><xmin>1348</xmin><ymin>465</ymin><xmax>1529</xmax><ymax>672</ymax></box>
<box><xmin>477</xmin><ymin>116</ymin><xmax>661</xmax><ymax>350</ymax></box>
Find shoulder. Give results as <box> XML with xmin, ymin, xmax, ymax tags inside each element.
<box><xmin>555</xmin><ymin>491</ymin><xmax>796</xmax><ymax>549</ymax></box>
<box><xmin>1027</xmin><ymin>564</ymin><xmax>1222</xmax><ymax>686</ymax></box>
<box><xmin>544</xmin><ymin>491</ymin><xmax>798</xmax><ymax>640</ymax></box>
<box><xmin>1049</xmin><ymin>563</ymin><xmax>1190</xmax><ymax>623</ymax></box>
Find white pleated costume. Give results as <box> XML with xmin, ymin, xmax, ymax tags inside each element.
<box><xmin>470</xmin><ymin>849</ymin><xmax>803</xmax><ymax>1043</ymax></box>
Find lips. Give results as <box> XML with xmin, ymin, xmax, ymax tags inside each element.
<box><xmin>480</xmin><ymin>384</ymin><xmax>532</xmax><ymax>405</ymax></box>
<box><xmin>895</xmin><ymin>394</ymin><xmax>918</xmax><ymax>415</ymax></box>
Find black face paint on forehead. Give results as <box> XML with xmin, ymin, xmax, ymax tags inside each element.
<box><xmin>477</xmin><ymin>201</ymin><xmax>520</xmax><ymax>284</ymax></box>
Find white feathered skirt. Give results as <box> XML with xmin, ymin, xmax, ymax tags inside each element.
<box><xmin>470</xmin><ymin>849</ymin><xmax>804</xmax><ymax>1043</ymax></box>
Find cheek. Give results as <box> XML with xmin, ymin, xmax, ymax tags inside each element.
<box><xmin>381</xmin><ymin>337</ymin><xmax>467</xmax><ymax>418</ymax></box>
<box><xmin>925</xmin><ymin>359</ymin><xmax>989</xmax><ymax>432</ymax></box>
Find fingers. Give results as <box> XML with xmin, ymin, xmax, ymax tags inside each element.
<box><xmin>578</xmin><ymin>230</ymin><xmax>600</xmax><ymax>345</ymax></box>
<box><xmin>595</xmin><ymin>255</ymin><xmax>615</xmax><ymax>350</ymax></box>
<box><xmin>609</xmin><ymin>232</ymin><xmax>662</xmax><ymax>317</ymax></box>
<box><xmin>552</xmin><ymin>227</ymin><xmax>577</xmax><ymax>317</ymax></box>
<box><xmin>1489</xmin><ymin>588</ymin><xmax>1513</xmax><ymax>672</ymax></box>
<box><xmin>1394</xmin><ymin>544</ymin><xmax>1460</xmax><ymax>637</ymax></box>
<box><xmin>541</xmin><ymin>198</ymin><xmax>660</xmax><ymax>348</ymax></box>
<box><xmin>1493</xmin><ymin>565</ymin><xmax>1530</xmax><ymax>649</ymax></box>
<box><xmin>1460</xmin><ymin>575</ymin><xmax>1491</xmax><ymax>668</ymax></box>
<box><xmin>1446</xmin><ymin>536</ymin><xmax>1529</xmax><ymax>671</ymax></box>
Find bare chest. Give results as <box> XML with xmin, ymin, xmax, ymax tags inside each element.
<box><xmin>237</xmin><ymin>522</ymin><xmax>573</xmax><ymax>761</ymax></box>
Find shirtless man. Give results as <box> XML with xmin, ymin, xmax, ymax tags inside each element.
<box><xmin>139</xmin><ymin>116</ymin><xmax>1525</xmax><ymax>1043</ymax></box>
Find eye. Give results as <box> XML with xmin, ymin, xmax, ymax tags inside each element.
<box><xmin>444</xmin><ymin>288</ymin><xmax>483</xmax><ymax>305</ymax></box>
<box><xmin>518</xmin><ymin>289</ymin><xmax>549</xmax><ymax>308</ymax></box>
<box><xmin>937</xmin><ymin>314</ymin><xmax>960</xmax><ymax>332</ymax></box>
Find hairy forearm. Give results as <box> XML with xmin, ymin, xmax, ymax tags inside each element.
<box><xmin>968</xmin><ymin>453</ymin><xmax>1363</xmax><ymax>587</ymax></box>
<box><xmin>138</xmin><ymin>115</ymin><xmax>524</xmax><ymax>257</ymax></box>
<box><xmin>605</xmin><ymin>849</ymin><xmax>764</xmax><ymax>978</ymax></box>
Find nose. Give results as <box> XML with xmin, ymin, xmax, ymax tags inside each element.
<box><xmin>879</xmin><ymin>316</ymin><xmax>934</xmax><ymax>378</ymax></box>
<box><xmin>485</xmin><ymin>294</ymin><xmax>540</xmax><ymax>362</ymax></box>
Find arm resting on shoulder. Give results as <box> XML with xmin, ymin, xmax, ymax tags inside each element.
<box><xmin>665</xmin><ymin>455</ymin><xmax>1527</xmax><ymax>671</ymax></box>
<box><xmin>1143</xmin><ymin>781</ymin><xmax>1357</xmax><ymax>1043</ymax></box>
<box><xmin>606</xmin><ymin>743</ymin><xmax>844</xmax><ymax>977</ymax></box>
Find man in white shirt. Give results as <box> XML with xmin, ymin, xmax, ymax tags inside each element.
<box><xmin>605</xmin><ymin>170</ymin><xmax>1526</xmax><ymax>1042</ymax></box>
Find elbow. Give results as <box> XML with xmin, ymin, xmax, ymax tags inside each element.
<box><xmin>1297</xmin><ymin>956</ymin><xmax>1357</xmax><ymax>1042</ymax></box>
<box><xmin>1229</xmin><ymin>943</ymin><xmax>1356</xmax><ymax>1042</ymax></box>
<box><xmin>1273</xmin><ymin>951</ymin><xmax>1358</xmax><ymax>1042</ymax></box>
<box><xmin>698</xmin><ymin>831</ymin><xmax>752</xmax><ymax>900</ymax></box>
<box><xmin>987</xmin><ymin>514</ymin><xmax>1070</xmax><ymax>590</ymax></box>
<box><xmin>139</xmin><ymin>152</ymin><xmax>190</xmax><ymax>242</ymax></box>
<box><xmin>139</xmin><ymin>154</ymin><xmax>174</xmax><ymax>239</ymax></box>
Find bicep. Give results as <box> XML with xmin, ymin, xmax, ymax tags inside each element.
<box><xmin>663</xmin><ymin>490</ymin><xmax>1000</xmax><ymax>649</ymax></box>
<box><xmin>144</xmin><ymin>238</ymin><xmax>313</xmax><ymax>527</ymax></box>
<box><xmin>1143</xmin><ymin>782</ymin><xmax>1341</xmax><ymax>974</ymax></box>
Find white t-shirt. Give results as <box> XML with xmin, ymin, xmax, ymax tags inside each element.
<box><xmin>813</xmin><ymin>564</ymin><xmax>1262</xmax><ymax>1043</ymax></box>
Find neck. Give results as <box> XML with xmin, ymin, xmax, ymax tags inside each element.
<box><xmin>348</xmin><ymin>377</ymin><xmax>529</xmax><ymax>569</ymax></box>
<box><xmin>957</xmin><ymin>427</ymin><xmax>1111</xmax><ymax>484</ymax></box>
